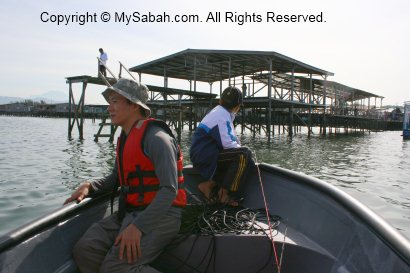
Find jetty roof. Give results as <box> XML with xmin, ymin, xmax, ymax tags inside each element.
<box><xmin>130</xmin><ymin>49</ymin><xmax>334</xmax><ymax>83</ymax></box>
<box><xmin>311</xmin><ymin>79</ymin><xmax>384</xmax><ymax>100</ymax></box>
<box><xmin>253</xmin><ymin>73</ymin><xmax>383</xmax><ymax>101</ymax></box>
<box><xmin>299</xmin><ymin>78</ymin><xmax>384</xmax><ymax>101</ymax></box>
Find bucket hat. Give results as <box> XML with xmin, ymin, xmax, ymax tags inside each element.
<box><xmin>102</xmin><ymin>78</ymin><xmax>151</xmax><ymax>116</ymax></box>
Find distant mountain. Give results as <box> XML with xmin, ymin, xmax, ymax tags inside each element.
<box><xmin>29</xmin><ymin>91</ymin><xmax>68</xmax><ymax>103</ymax></box>
<box><xmin>0</xmin><ymin>96</ymin><xmax>25</xmax><ymax>104</ymax></box>
<box><xmin>0</xmin><ymin>91</ymin><xmax>68</xmax><ymax>105</ymax></box>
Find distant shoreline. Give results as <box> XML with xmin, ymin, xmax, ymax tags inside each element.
<box><xmin>0</xmin><ymin>112</ymin><xmax>105</xmax><ymax>119</ymax></box>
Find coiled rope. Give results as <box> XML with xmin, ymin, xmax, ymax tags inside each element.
<box><xmin>165</xmin><ymin>199</ymin><xmax>282</xmax><ymax>273</ymax></box>
<box><xmin>180</xmin><ymin>203</ymin><xmax>281</xmax><ymax>236</ymax></box>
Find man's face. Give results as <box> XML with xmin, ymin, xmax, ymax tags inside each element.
<box><xmin>107</xmin><ymin>92</ymin><xmax>135</xmax><ymax>127</ymax></box>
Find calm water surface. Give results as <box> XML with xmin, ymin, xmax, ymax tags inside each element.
<box><xmin>0</xmin><ymin>116</ymin><xmax>409</xmax><ymax>240</ymax></box>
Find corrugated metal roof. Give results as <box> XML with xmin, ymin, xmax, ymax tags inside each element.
<box><xmin>130</xmin><ymin>49</ymin><xmax>333</xmax><ymax>82</ymax></box>
<box><xmin>308</xmin><ymin>78</ymin><xmax>384</xmax><ymax>100</ymax></box>
<box><xmin>253</xmin><ymin>73</ymin><xmax>383</xmax><ymax>100</ymax></box>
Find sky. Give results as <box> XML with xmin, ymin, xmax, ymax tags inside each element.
<box><xmin>0</xmin><ymin>0</ymin><xmax>409</xmax><ymax>105</ymax></box>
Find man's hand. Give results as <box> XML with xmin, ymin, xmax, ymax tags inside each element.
<box><xmin>114</xmin><ymin>224</ymin><xmax>142</xmax><ymax>263</ymax></box>
<box><xmin>63</xmin><ymin>182</ymin><xmax>91</xmax><ymax>205</ymax></box>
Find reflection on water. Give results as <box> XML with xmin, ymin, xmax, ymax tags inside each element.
<box><xmin>61</xmin><ymin>139</ymin><xmax>116</xmax><ymax>190</ymax></box>
<box><xmin>0</xmin><ymin>116</ymin><xmax>409</xmax><ymax>240</ymax></box>
<box><xmin>0</xmin><ymin>117</ymin><xmax>116</xmax><ymax>234</ymax></box>
<box><xmin>240</xmin><ymin>130</ymin><xmax>410</xmax><ymax>237</ymax></box>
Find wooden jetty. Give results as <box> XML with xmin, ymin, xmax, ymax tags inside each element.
<box><xmin>66</xmin><ymin>49</ymin><xmax>401</xmax><ymax>142</ymax></box>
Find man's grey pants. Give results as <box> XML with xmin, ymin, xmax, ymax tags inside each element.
<box><xmin>73</xmin><ymin>211</ymin><xmax>181</xmax><ymax>273</ymax></box>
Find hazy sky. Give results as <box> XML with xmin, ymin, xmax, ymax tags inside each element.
<box><xmin>0</xmin><ymin>0</ymin><xmax>409</xmax><ymax>105</ymax></box>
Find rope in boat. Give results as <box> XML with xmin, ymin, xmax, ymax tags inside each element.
<box><xmin>254</xmin><ymin>156</ymin><xmax>282</xmax><ymax>273</ymax></box>
<box><xmin>163</xmin><ymin>197</ymin><xmax>282</xmax><ymax>273</ymax></box>
<box><xmin>180</xmin><ymin>202</ymin><xmax>281</xmax><ymax>236</ymax></box>
<box><xmin>163</xmin><ymin>154</ymin><xmax>285</xmax><ymax>272</ymax></box>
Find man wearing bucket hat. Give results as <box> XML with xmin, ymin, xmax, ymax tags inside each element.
<box><xmin>190</xmin><ymin>86</ymin><xmax>255</xmax><ymax>206</ymax></box>
<box><xmin>65</xmin><ymin>78</ymin><xmax>186</xmax><ymax>273</ymax></box>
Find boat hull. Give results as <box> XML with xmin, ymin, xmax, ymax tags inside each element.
<box><xmin>0</xmin><ymin>164</ymin><xmax>409</xmax><ymax>273</ymax></box>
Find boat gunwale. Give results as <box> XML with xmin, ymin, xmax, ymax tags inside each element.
<box><xmin>0</xmin><ymin>192</ymin><xmax>112</xmax><ymax>253</ymax></box>
<box><xmin>257</xmin><ymin>162</ymin><xmax>410</xmax><ymax>266</ymax></box>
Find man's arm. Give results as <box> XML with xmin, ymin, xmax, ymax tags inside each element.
<box><xmin>64</xmin><ymin>161</ymin><xmax>118</xmax><ymax>204</ymax></box>
<box><xmin>90</xmin><ymin>162</ymin><xmax>118</xmax><ymax>192</ymax></box>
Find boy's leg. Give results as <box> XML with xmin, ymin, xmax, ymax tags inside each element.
<box><xmin>197</xmin><ymin>179</ymin><xmax>216</xmax><ymax>200</ymax></box>
<box><xmin>216</xmin><ymin>147</ymin><xmax>254</xmax><ymax>196</ymax></box>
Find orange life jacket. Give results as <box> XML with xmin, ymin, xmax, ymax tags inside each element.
<box><xmin>116</xmin><ymin>118</ymin><xmax>186</xmax><ymax>211</ymax></box>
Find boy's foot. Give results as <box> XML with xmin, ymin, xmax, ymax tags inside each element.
<box><xmin>218</xmin><ymin>188</ymin><xmax>239</xmax><ymax>207</ymax></box>
<box><xmin>198</xmin><ymin>180</ymin><xmax>216</xmax><ymax>200</ymax></box>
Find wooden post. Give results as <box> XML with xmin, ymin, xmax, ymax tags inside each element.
<box><xmin>178</xmin><ymin>94</ymin><xmax>182</xmax><ymax>143</ymax></box>
<box><xmin>79</xmin><ymin>82</ymin><xmax>87</xmax><ymax>140</ymax></box>
<box><xmin>289</xmin><ymin>66</ymin><xmax>295</xmax><ymax>137</ymax></box>
<box><xmin>68</xmin><ymin>81</ymin><xmax>73</xmax><ymax>139</ymax></box>
<box><xmin>322</xmin><ymin>75</ymin><xmax>327</xmax><ymax>135</ymax></box>
<box><xmin>267</xmin><ymin>59</ymin><xmax>273</xmax><ymax>142</ymax></box>
<box><xmin>308</xmin><ymin>74</ymin><xmax>312</xmax><ymax>138</ymax></box>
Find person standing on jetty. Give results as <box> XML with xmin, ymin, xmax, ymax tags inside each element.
<box><xmin>190</xmin><ymin>86</ymin><xmax>254</xmax><ymax>206</ymax></box>
<box><xmin>98</xmin><ymin>48</ymin><xmax>108</xmax><ymax>77</ymax></box>
<box><xmin>64</xmin><ymin>78</ymin><xmax>186</xmax><ymax>273</ymax></box>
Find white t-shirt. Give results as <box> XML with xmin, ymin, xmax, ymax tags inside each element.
<box><xmin>99</xmin><ymin>52</ymin><xmax>108</xmax><ymax>65</ymax></box>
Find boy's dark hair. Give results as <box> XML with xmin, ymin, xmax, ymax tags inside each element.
<box><xmin>220</xmin><ymin>86</ymin><xmax>243</xmax><ymax>109</ymax></box>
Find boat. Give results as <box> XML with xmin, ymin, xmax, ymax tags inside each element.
<box><xmin>0</xmin><ymin>164</ymin><xmax>409</xmax><ymax>273</ymax></box>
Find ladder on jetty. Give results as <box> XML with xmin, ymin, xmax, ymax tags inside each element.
<box><xmin>94</xmin><ymin>116</ymin><xmax>118</xmax><ymax>142</ymax></box>
<box><xmin>66</xmin><ymin>59</ymin><xmax>122</xmax><ymax>142</ymax></box>
<box><xmin>92</xmin><ymin>60</ymin><xmax>122</xmax><ymax>142</ymax></box>
<box><xmin>67</xmin><ymin>61</ymin><xmax>117</xmax><ymax>140</ymax></box>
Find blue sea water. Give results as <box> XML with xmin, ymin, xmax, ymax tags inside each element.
<box><xmin>0</xmin><ymin>116</ymin><xmax>409</xmax><ymax>240</ymax></box>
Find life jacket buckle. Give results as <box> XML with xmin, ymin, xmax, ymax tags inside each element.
<box><xmin>121</xmin><ymin>185</ymin><xmax>130</xmax><ymax>193</ymax></box>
